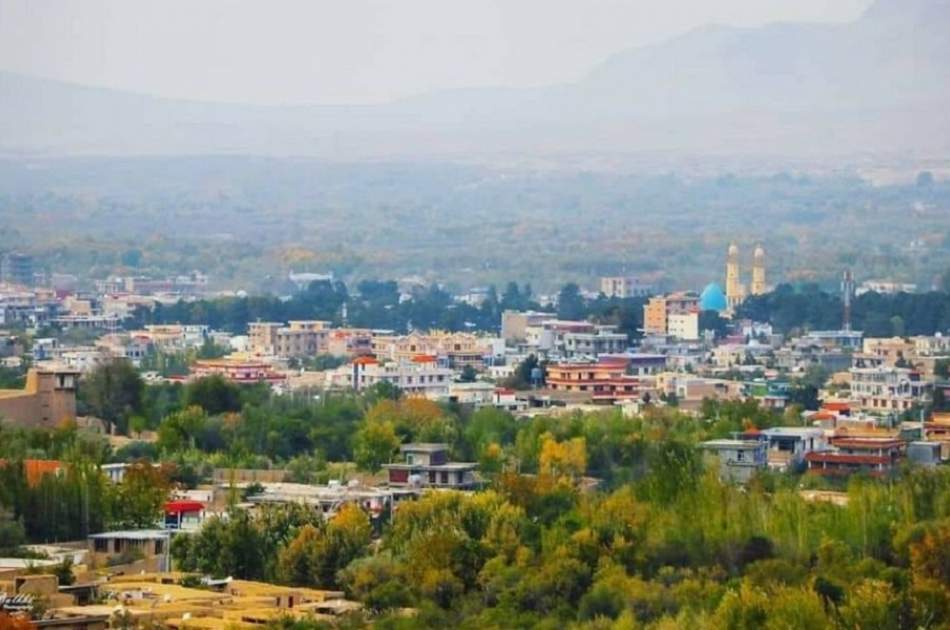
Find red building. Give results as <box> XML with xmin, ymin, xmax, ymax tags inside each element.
<box><xmin>545</xmin><ymin>356</ymin><xmax>644</xmax><ymax>403</ymax></box>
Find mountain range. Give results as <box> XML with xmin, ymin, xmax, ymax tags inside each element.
<box><xmin>2</xmin><ymin>0</ymin><xmax>948</xmax><ymax>160</ymax></box>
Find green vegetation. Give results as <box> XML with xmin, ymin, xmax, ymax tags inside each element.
<box><xmin>739</xmin><ymin>284</ymin><xmax>950</xmax><ymax>335</ymax></box>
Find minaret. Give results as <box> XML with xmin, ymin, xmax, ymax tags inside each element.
<box><xmin>751</xmin><ymin>245</ymin><xmax>766</xmax><ymax>296</ymax></box>
<box><xmin>725</xmin><ymin>243</ymin><xmax>744</xmax><ymax>309</ymax></box>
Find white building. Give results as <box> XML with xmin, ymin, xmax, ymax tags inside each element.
<box><xmin>326</xmin><ymin>356</ymin><xmax>454</xmax><ymax>399</ymax></box>
<box><xmin>849</xmin><ymin>366</ymin><xmax>933</xmax><ymax>414</ymax></box>
<box><xmin>667</xmin><ymin>311</ymin><xmax>699</xmax><ymax>341</ymax></box>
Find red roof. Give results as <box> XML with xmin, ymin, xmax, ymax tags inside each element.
<box><xmin>411</xmin><ymin>354</ymin><xmax>438</xmax><ymax>363</ymax></box>
<box><xmin>822</xmin><ymin>402</ymin><xmax>851</xmax><ymax>412</ymax></box>
<box><xmin>806</xmin><ymin>452</ymin><xmax>892</xmax><ymax>466</ymax></box>
<box><xmin>830</xmin><ymin>438</ymin><xmax>903</xmax><ymax>450</ymax></box>
<box><xmin>352</xmin><ymin>356</ymin><xmax>379</xmax><ymax>365</ymax></box>
<box><xmin>164</xmin><ymin>500</ymin><xmax>205</xmax><ymax>515</ymax></box>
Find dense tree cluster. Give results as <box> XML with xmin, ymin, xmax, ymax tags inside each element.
<box><xmin>739</xmin><ymin>284</ymin><xmax>950</xmax><ymax>336</ymax></box>
<box><xmin>134</xmin><ymin>279</ymin><xmax>647</xmax><ymax>339</ymax></box>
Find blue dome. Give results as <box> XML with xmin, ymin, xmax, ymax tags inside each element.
<box><xmin>700</xmin><ymin>283</ymin><xmax>728</xmax><ymax>312</ymax></box>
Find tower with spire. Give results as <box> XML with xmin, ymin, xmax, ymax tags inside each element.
<box><xmin>725</xmin><ymin>242</ymin><xmax>746</xmax><ymax>310</ymax></box>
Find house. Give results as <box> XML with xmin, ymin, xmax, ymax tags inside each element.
<box><xmin>383</xmin><ymin>443</ymin><xmax>478</xmax><ymax>489</ymax></box>
<box><xmin>163</xmin><ymin>500</ymin><xmax>206</xmax><ymax>531</ymax></box>
<box><xmin>805</xmin><ymin>436</ymin><xmax>905</xmax><ymax>477</ymax></box>
<box><xmin>753</xmin><ymin>427</ymin><xmax>826</xmax><ymax>471</ymax></box>
<box><xmin>699</xmin><ymin>439</ymin><xmax>767</xmax><ymax>484</ymax></box>
<box><xmin>87</xmin><ymin>530</ymin><xmax>171</xmax><ymax>572</ymax></box>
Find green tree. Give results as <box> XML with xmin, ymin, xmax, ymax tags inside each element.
<box><xmin>80</xmin><ymin>360</ymin><xmax>145</xmax><ymax>434</ymax></box>
<box><xmin>184</xmin><ymin>374</ymin><xmax>242</xmax><ymax>415</ymax></box>
<box><xmin>353</xmin><ymin>420</ymin><xmax>399</xmax><ymax>473</ymax></box>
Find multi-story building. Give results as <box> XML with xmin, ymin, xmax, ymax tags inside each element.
<box><xmin>0</xmin><ymin>367</ymin><xmax>79</xmax><ymax>429</ymax></box>
<box><xmin>849</xmin><ymin>366</ymin><xmax>932</xmax><ymax>414</ymax></box>
<box><xmin>545</xmin><ymin>356</ymin><xmax>645</xmax><ymax>403</ymax></box>
<box><xmin>643</xmin><ymin>292</ymin><xmax>699</xmax><ymax>335</ymax></box>
<box><xmin>248</xmin><ymin>321</ymin><xmax>331</xmax><ymax>358</ymax></box>
<box><xmin>372</xmin><ymin>331</ymin><xmax>489</xmax><ymax>369</ymax></box>
<box><xmin>190</xmin><ymin>358</ymin><xmax>286</xmax><ymax>385</ymax></box>
<box><xmin>501</xmin><ymin>310</ymin><xmax>557</xmax><ymax>342</ymax></box>
<box><xmin>600</xmin><ymin>276</ymin><xmax>652</xmax><ymax>299</ymax></box>
<box><xmin>700</xmin><ymin>439</ymin><xmax>767</xmax><ymax>484</ymax></box>
<box><xmin>326</xmin><ymin>356</ymin><xmax>454</xmax><ymax>399</ymax></box>
<box><xmin>562</xmin><ymin>327</ymin><xmax>628</xmax><ymax>357</ymax></box>
<box><xmin>667</xmin><ymin>311</ymin><xmax>699</xmax><ymax>341</ymax></box>
<box><xmin>805</xmin><ymin>435</ymin><xmax>905</xmax><ymax>477</ymax></box>
<box><xmin>383</xmin><ymin>443</ymin><xmax>478</xmax><ymax>489</ymax></box>
<box><xmin>326</xmin><ymin>328</ymin><xmax>375</xmax><ymax>357</ymax></box>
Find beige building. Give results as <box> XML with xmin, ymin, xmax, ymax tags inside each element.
<box><xmin>501</xmin><ymin>310</ymin><xmax>556</xmax><ymax>342</ymax></box>
<box><xmin>372</xmin><ymin>330</ymin><xmax>488</xmax><ymax>369</ymax></box>
<box><xmin>0</xmin><ymin>367</ymin><xmax>79</xmax><ymax>429</ymax></box>
<box><xmin>600</xmin><ymin>276</ymin><xmax>652</xmax><ymax>298</ymax></box>
<box><xmin>248</xmin><ymin>320</ymin><xmax>331</xmax><ymax>358</ymax></box>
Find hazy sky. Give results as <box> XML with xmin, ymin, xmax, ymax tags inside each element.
<box><xmin>0</xmin><ymin>0</ymin><xmax>873</xmax><ymax>106</ymax></box>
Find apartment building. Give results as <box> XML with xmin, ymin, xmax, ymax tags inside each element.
<box><xmin>248</xmin><ymin>320</ymin><xmax>331</xmax><ymax>358</ymax></box>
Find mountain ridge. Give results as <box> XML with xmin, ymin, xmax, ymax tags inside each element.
<box><xmin>1</xmin><ymin>0</ymin><xmax>948</xmax><ymax>159</ymax></box>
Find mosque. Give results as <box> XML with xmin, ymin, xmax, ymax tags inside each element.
<box><xmin>700</xmin><ymin>243</ymin><xmax>766</xmax><ymax>315</ymax></box>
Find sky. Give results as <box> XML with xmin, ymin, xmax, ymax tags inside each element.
<box><xmin>0</xmin><ymin>0</ymin><xmax>873</xmax><ymax>106</ymax></box>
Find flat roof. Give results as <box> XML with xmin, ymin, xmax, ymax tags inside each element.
<box><xmin>700</xmin><ymin>439</ymin><xmax>764</xmax><ymax>449</ymax></box>
<box><xmin>399</xmin><ymin>443</ymin><xmax>450</xmax><ymax>453</ymax></box>
<box><xmin>88</xmin><ymin>530</ymin><xmax>169</xmax><ymax>540</ymax></box>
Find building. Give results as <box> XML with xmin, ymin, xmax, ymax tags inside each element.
<box><xmin>700</xmin><ymin>439</ymin><xmax>767</xmax><ymax>484</ymax></box>
<box><xmin>86</xmin><ymin>530</ymin><xmax>171</xmax><ymax>572</ymax></box>
<box><xmin>562</xmin><ymin>327</ymin><xmax>629</xmax><ymax>357</ymax></box>
<box><xmin>699</xmin><ymin>283</ymin><xmax>728</xmax><ymax>313</ymax></box>
<box><xmin>753</xmin><ymin>427</ymin><xmax>827</xmax><ymax>471</ymax></box>
<box><xmin>372</xmin><ymin>331</ymin><xmax>489</xmax><ymax>369</ymax></box>
<box><xmin>383</xmin><ymin>443</ymin><xmax>478</xmax><ymax>489</ymax></box>
<box><xmin>857</xmin><ymin>280</ymin><xmax>917</xmax><ymax>296</ymax></box>
<box><xmin>545</xmin><ymin>356</ymin><xmax>645</xmax><ymax>404</ymax></box>
<box><xmin>849</xmin><ymin>366</ymin><xmax>932</xmax><ymax>414</ymax></box>
<box><xmin>162</xmin><ymin>500</ymin><xmax>206</xmax><ymax>531</ymax></box>
<box><xmin>326</xmin><ymin>356</ymin><xmax>454</xmax><ymax>399</ymax></box>
<box><xmin>190</xmin><ymin>358</ymin><xmax>286</xmax><ymax>386</ymax></box>
<box><xmin>0</xmin><ymin>367</ymin><xmax>79</xmax><ymax>429</ymax></box>
<box><xmin>0</xmin><ymin>253</ymin><xmax>34</xmax><ymax>287</ymax></box>
<box><xmin>725</xmin><ymin>243</ymin><xmax>746</xmax><ymax>311</ymax></box>
<box><xmin>502</xmin><ymin>310</ymin><xmax>557</xmax><ymax>342</ymax></box>
<box><xmin>600</xmin><ymin>276</ymin><xmax>652</xmax><ymax>299</ymax></box>
<box><xmin>248</xmin><ymin>321</ymin><xmax>331</xmax><ymax>358</ymax></box>
<box><xmin>805</xmin><ymin>436</ymin><xmax>905</xmax><ymax>477</ymax></box>
<box><xmin>643</xmin><ymin>292</ymin><xmax>700</xmax><ymax>335</ymax></box>
<box><xmin>667</xmin><ymin>311</ymin><xmax>699</xmax><ymax>341</ymax></box>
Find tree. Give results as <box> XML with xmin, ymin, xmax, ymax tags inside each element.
<box><xmin>109</xmin><ymin>461</ymin><xmax>171</xmax><ymax>528</ymax></box>
<box><xmin>353</xmin><ymin>420</ymin><xmax>399</xmax><ymax>473</ymax></box>
<box><xmin>557</xmin><ymin>283</ymin><xmax>586</xmax><ymax>320</ymax></box>
<box><xmin>458</xmin><ymin>365</ymin><xmax>478</xmax><ymax>383</ymax></box>
<box><xmin>184</xmin><ymin>375</ymin><xmax>242</xmax><ymax>415</ymax></box>
<box><xmin>80</xmin><ymin>360</ymin><xmax>144</xmax><ymax>434</ymax></box>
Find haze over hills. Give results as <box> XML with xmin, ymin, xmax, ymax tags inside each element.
<box><xmin>1</xmin><ymin>0</ymin><xmax>948</xmax><ymax>160</ymax></box>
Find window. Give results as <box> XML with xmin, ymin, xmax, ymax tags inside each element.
<box><xmin>94</xmin><ymin>538</ymin><xmax>109</xmax><ymax>553</ymax></box>
<box><xmin>154</xmin><ymin>539</ymin><xmax>164</xmax><ymax>554</ymax></box>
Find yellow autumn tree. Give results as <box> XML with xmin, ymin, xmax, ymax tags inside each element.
<box><xmin>539</xmin><ymin>433</ymin><xmax>587</xmax><ymax>481</ymax></box>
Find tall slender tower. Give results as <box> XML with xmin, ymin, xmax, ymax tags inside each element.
<box><xmin>841</xmin><ymin>269</ymin><xmax>855</xmax><ymax>331</ymax></box>
<box><xmin>751</xmin><ymin>245</ymin><xmax>766</xmax><ymax>296</ymax></box>
<box><xmin>725</xmin><ymin>243</ymin><xmax>744</xmax><ymax>309</ymax></box>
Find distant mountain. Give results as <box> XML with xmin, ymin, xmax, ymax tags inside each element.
<box><xmin>2</xmin><ymin>0</ymin><xmax>948</xmax><ymax>159</ymax></box>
